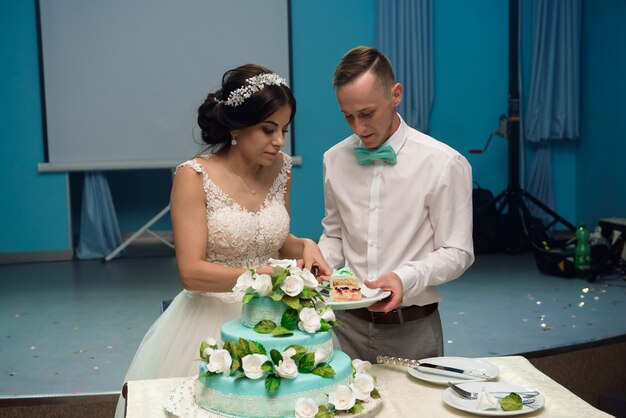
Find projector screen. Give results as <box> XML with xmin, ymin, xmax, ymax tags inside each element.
<box><xmin>37</xmin><ymin>0</ymin><xmax>291</xmax><ymax>172</ymax></box>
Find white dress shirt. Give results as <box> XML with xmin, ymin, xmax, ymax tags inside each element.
<box><xmin>318</xmin><ymin>115</ymin><xmax>475</xmax><ymax>307</ymax></box>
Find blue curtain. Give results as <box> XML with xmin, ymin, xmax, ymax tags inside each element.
<box><xmin>524</xmin><ymin>0</ymin><xmax>581</xmax><ymax>224</ymax></box>
<box><xmin>378</xmin><ymin>0</ymin><xmax>433</xmax><ymax>133</ymax></box>
<box><xmin>527</xmin><ymin>144</ymin><xmax>556</xmax><ymax>220</ymax></box>
<box><xmin>76</xmin><ymin>172</ymin><xmax>123</xmax><ymax>259</ymax></box>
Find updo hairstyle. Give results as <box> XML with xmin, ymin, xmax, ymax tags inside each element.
<box><xmin>197</xmin><ymin>64</ymin><xmax>296</xmax><ymax>151</ymax></box>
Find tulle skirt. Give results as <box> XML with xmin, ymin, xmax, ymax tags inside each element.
<box><xmin>115</xmin><ymin>289</ymin><xmax>242</xmax><ymax>417</ymax></box>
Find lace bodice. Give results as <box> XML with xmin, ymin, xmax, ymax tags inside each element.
<box><xmin>176</xmin><ymin>153</ymin><xmax>291</xmax><ymax>271</ymax></box>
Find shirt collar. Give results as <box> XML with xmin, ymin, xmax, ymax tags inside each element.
<box><xmin>357</xmin><ymin>113</ymin><xmax>407</xmax><ymax>155</ymax></box>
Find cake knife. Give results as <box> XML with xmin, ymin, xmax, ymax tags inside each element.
<box><xmin>376</xmin><ymin>355</ymin><xmax>492</xmax><ymax>379</ymax></box>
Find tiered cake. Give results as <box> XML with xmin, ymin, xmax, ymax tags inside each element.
<box><xmin>193</xmin><ymin>261</ymin><xmax>380</xmax><ymax>418</ymax></box>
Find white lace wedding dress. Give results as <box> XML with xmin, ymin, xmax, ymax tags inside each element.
<box><xmin>115</xmin><ymin>153</ymin><xmax>291</xmax><ymax>417</ymax></box>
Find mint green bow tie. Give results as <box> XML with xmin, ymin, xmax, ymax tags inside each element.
<box><xmin>354</xmin><ymin>145</ymin><xmax>397</xmax><ymax>165</ymax></box>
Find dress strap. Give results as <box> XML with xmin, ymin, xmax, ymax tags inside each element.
<box><xmin>267</xmin><ymin>152</ymin><xmax>292</xmax><ymax>203</ymax></box>
<box><xmin>175</xmin><ymin>159</ymin><xmax>201</xmax><ymax>174</ymax></box>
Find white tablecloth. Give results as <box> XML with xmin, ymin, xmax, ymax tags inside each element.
<box><xmin>126</xmin><ymin>356</ymin><xmax>613</xmax><ymax>418</ymax></box>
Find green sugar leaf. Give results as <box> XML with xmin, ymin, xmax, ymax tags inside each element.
<box><xmin>298</xmin><ymin>352</ymin><xmax>316</xmax><ymax>373</ymax></box>
<box><xmin>286</xmin><ymin>344</ymin><xmax>307</xmax><ymax>362</ymax></box>
<box><xmin>265</xmin><ymin>374</ymin><xmax>281</xmax><ymax>393</ymax></box>
<box><xmin>281</xmin><ymin>308</ymin><xmax>299</xmax><ymax>329</ymax></box>
<box><xmin>270</xmin><ymin>349</ymin><xmax>282</xmax><ymax>365</ymax></box>
<box><xmin>499</xmin><ymin>392</ymin><xmax>523</xmax><ymax>411</ymax></box>
<box><xmin>349</xmin><ymin>401</ymin><xmax>364</xmax><ymax>415</ymax></box>
<box><xmin>242</xmin><ymin>291</ymin><xmax>257</xmax><ymax>304</ymax></box>
<box><xmin>270</xmin><ymin>291</ymin><xmax>285</xmax><ymax>301</ymax></box>
<box><xmin>311</xmin><ymin>363</ymin><xmax>335</xmax><ymax>378</ymax></box>
<box><xmin>270</xmin><ymin>326</ymin><xmax>293</xmax><ymax>337</ymax></box>
<box><xmin>282</xmin><ymin>295</ymin><xmax>301</xmax><ymax>310</ymax></box>
<box><xmin>299</xmin><ymin>287</ymin><xmax>317</xmax><ymax>300</ymax></box>
<box><xmin>253</xmin><ymin>320</ymin><xmax>277</xmax><ymax>334</ymax></box>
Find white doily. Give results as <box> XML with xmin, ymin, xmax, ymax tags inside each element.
<box><xmin>163</xmin><ymin>378</ymin><xmax>383</xmax><ymax>418</ymax></box>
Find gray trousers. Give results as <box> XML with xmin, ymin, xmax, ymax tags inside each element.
<box><xmin>333</xmin><ymin>309</ymin><xmax>444</xmax><ymax>363</ymax></box>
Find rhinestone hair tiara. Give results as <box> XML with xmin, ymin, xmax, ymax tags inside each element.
<box><xmin>217</xmin><ymin>73</ymin><xmax>289</xmax><ymax>107</ymax></box>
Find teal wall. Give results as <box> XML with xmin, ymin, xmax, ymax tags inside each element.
<box><xmin>431</xmin><ymin>0</ymin><xmax>509</xmax><ymax>196</ymax></box>
<box><xmin>1</xmin><ymin>0</ymin><xmax>625</xmax><ymax>257</ymax></box>
<box><xmin>289</xmin><ymin>0</ymin><xmax>377</xmax><ymax>238</ymax></box>
<box><xmin>0</xmin><ymin>0</ymin><xmax>70</xmax><ymax>253</ymax></box>
<box><xmin>579</xmin><ymin>0</ymin><xmax>626</xmax><ymax>225</ymax></box>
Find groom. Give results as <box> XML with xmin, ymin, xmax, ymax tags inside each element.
<box><xmin>318</xmin><ymin>46</ymin><xmax>474</xmax><ymax>362</ymax></box>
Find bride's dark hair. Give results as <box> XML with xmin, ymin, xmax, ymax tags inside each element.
<box><xmin>197</xmin><ymin>64</ymin><xmax>296</xmax><ymax>151</ymax></box>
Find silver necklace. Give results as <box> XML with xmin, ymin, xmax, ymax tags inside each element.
<box><xmin>229</xmin><ymin>166</ymin><xmax>256</xmax><ymax>195</ymax></box>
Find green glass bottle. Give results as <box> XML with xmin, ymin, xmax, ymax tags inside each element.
<box><xmin>575</xmin><ymin>222</ymin><xmax>591</xmax><ymax>279</ymax></box>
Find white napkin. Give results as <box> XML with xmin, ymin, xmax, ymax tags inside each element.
<box><xmin>476</xmin><ymin>386</ymin><xmax>499</xmax><ymax>410</ymax></box>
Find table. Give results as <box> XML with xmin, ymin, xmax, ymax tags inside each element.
<box><xmin>126</xmin><ymin>356</ymin><xmax>613</xmax><ymax>418</ymax></box>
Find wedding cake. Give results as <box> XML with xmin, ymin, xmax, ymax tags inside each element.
<box><xmin>193</xmin><ymin>260</ymin><xmax>381</xmax><ymax>418</ymax></box>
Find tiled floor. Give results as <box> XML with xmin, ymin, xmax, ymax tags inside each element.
<box><xmin>1</xmin><ymin>252</ymin><xmax>624</xmax><ymax>398</ymax></box>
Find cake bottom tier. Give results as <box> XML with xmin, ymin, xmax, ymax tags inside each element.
<box><xmin>195</xmin><ymin>351</ymin><xmax>353</xmax><ymax>418</ymax></box>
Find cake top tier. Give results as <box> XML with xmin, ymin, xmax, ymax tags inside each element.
<box><xmin>233</xmin><ymin>259</ymin><xmax>337</xmax><ymax>336</ymax></box>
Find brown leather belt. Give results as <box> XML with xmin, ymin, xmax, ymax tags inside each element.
<box><xmin>347</xmin><ymin>303</ymin><xmax>438</xmax><ymax>325</ymax></box>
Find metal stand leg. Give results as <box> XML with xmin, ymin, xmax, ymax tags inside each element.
<box><xmin>104</xmin><ymin>204</ymin><xmax>173</xmax><ymax>262</ymax></box>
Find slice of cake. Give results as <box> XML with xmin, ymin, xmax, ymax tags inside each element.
<box><xmin>330</xmin><ymin>267</ymin><xmax>362</xmax><ymax>301</ymax></box>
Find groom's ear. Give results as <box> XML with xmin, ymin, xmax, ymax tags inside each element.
<box><xmin>391</xmin><ymin>83</ymin><xmax>402</xmax><ymax>107</ymax></box>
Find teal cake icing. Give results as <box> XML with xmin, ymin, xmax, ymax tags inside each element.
<box><xmin>195</xmin><ymin>351</ymin><xmax>353</xmax><ymax>418</ymax></box>
<box><xmin>241</xmin><ymin>297</ymin><xmax>288</xmax><ymax>328</ymax></box>
<box><xmin>221</xmin><ymin>319</ymin><xmax>334</xmax><ymax>357</ymax></box>
<box><xmin>194</xmin><ymin>297</ymin><xmax>353</xmax><ymax>417</ymax></box>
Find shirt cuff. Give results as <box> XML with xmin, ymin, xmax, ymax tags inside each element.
<box><xmin>392</xmin><ymin>265</ymin><xmax>418</xmax><ymax>294</ymax></box>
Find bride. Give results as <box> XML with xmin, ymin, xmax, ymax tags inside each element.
<box><xmin>115</xmin><ymin>64</ymin><xmax>331</xmax><ymax>417</ymax></box>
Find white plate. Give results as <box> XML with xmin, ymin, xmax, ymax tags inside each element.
<box><xmin>408</xmin><ymin>357</ymin><xmax>499</xmax><ymax>385</ymax></box>
<box><xmin>442</xmin><ymin>381</ymin><xmax>545</xmax><ymax>416</ymax></box>
<box><xmin>325</xmin><ymin>290</ymin><xmax>391</xmax><ymax>310</ymax></box>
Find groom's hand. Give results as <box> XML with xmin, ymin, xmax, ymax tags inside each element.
<box><xmin>365</xmin><ymin>272</ymin><xmax>404</xmax><ymax>313</ymax></box>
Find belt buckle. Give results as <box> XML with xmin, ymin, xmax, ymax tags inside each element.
<box><xmin>371</xmin><ymin>309</ymin><xmax>403</xmax><ymax>324</ymax></box>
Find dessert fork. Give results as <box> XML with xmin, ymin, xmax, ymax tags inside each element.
<box><xmin>447</xmin><ymin>382</ymin><xmax>539</xmax><ymax>399</ymax></box>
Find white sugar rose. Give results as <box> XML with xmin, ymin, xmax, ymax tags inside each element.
<box><xmin>298</xmin><ymin>307</ymin><xmax>321</xmax><ymax>334</ymax></box>
<box><xmin>297</xmin><ymin>268</ymin><xmax>319</xmax><ymax>288</ymax></box>
<box><xmin>269</xmin><ymin>258</ymin><xmax>297</xmax><ymax>273</ymax></box>
<box><xmin>313</xmin><ymin>347</ymin><xmax>331</xmax><ymax>366</ymax></box>
<box><xmin>252</xmin><ymin>273</ymin><xmax>273</xmax><ymax>296</ymax></box>
<box><xmin>241</xmin><ymin>353</ymin><xmax>268</xmax><ymax>379</ymax></box>
<box><xmin>281</xmin><ymin>275</ymin><xmax>305</xmax><ymax>297</ymax></box>
<box><xmin>282</xmin><ymin>347</ymin><xmax>297</xmax><ymax>359</ymax></box>
<box><xmin>328</xmin><ymin>384</ymin><xmax>356</xmax><ymax>411</ymax></box>
<box><xmin>202</xmin><ymin>337</ymin><xmax>218</xmax><ymax>357</ymax></box>
<box><xmin>320</xmin><ymin>308</ymin><xmax>336</xmax><ymax>323</ymax></box>
<box><xmin>350</xmin><ymin>372</ymin><xmax>375</xmax><ymax>400</ymax></box>
<box><xmin>233</xmin><ymin>269</ymin><xmax>255</xmax><ymax>293</ymax></box>
<box><xmin>207</xmin><ymin>349</ymin><xmax>232</xmax><ymax>376</ymax></box>
<box><xmin>352</xmin><ymin>359</ymin><xmax>372</xmax><ymax>374</ymax></box>
<box><xmin>295</xmin><ymin>397</ymin><xmax>319</xmax><ymax>418</ymax></box>
<box><xmin>275</xmin><ymin>357</ymin><xmax>298</xmax><ymax>379</ymax></box>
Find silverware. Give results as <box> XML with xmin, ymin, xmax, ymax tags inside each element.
<box><xmin>418</xmin><ymin>362</ymin><xmax>492</xmax><ymax>379</ymax></box>
<box><xmin>447</xmin><ymin>381</ymin><xmax>539</xmax><ymax>399</ymax></box>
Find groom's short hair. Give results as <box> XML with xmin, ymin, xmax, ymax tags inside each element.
<box><xmin>333</xmin><ymin>46</ymin><xmax>396</xmax><ymax>91</ymax></box>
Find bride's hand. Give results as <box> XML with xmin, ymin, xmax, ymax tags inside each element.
<box><xmin>301</xmin><ymin>239</ymin><xmax>332</xmax><ymax>277</ymax></box>
<box><xmin>255</xmin><ymin>266</ymin><xmax>274</xmax><ymax>275</ymax></box>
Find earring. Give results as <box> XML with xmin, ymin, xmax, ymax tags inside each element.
<box><xmin>231</xmin><ymin>137</ymin><xmax>237</xmax><ymax>146</ymax></box>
